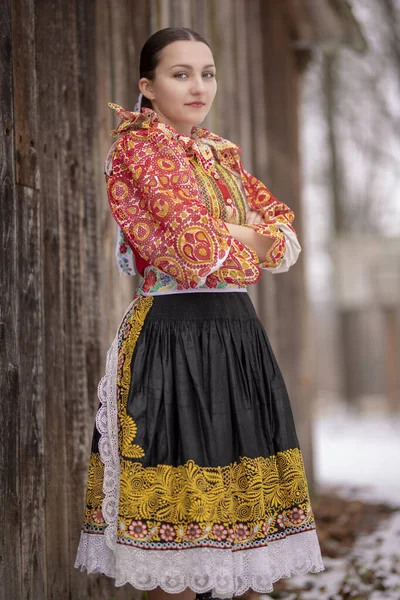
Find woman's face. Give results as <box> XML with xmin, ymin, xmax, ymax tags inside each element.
<box><xmin>139</xmin><ymin>40</ymin><xmax>217</xmax><ymax>136</ymax></box>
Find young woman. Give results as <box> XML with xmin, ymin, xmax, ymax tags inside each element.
<box><xmin>75</xmin><ymin>27</ymin><xmax>324</xmax><ymax>600</ymax></box>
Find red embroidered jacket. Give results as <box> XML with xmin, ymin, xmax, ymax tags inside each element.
<box><xmin>106</xmin><ymin>104</ymin><xmax>301</xmax><ymax>292</ymax></box>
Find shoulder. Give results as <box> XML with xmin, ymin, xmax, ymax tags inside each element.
<box><xmin>107</xmin><ymin>103</ymin><xmax>163</xmax><ymax>161</ymax></box>
<box><xmin>106</xmin><ymin>131</ymin><xmax>165</xmax><ymax>181</ymax></box>
<box><xmin>108</xmin><ymin>103</ymin><xmax>158</xmax><ymax>137</ymax></box>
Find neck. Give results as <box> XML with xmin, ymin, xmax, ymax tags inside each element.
<box><xmin>155</xmin><ymin>113</ymin><xmax>194</xmax><ymax>137</ymax></box>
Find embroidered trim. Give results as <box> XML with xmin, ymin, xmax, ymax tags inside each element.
<box><xmin>93</xmin><ymin>295</ymin><xmax>150</xmax><ymax>555</ymax></box>
<box><xmin>261</xmin><ymin>223</ymin><xmax>302</xmax><ymax>274</ymax></box>
<box><xmin>116</xmin><ymin>448</ymin><xmax>315</xmax><ymax>548</ymax></box>
<box><xmin>80</xmin><ymin>447</ymin><xmax>316</xmax><ymax>550</ymax></box>
<box><xmin>118</xmin><ymin>296</ymin><xmax>154</xmax><ymax>459</ymax></box>
<box><xmin>82</xmin><ymin>452</ymin><xmax>106</xmax><ymax>533</ymax></box>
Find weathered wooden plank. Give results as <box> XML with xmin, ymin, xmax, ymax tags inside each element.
<box><xmin>109</xmin><ymin>0</ymin><xmax>136</xmax><ymax>107</ymax></box>
<box><xmin>170</xmin><ymin>0</ymin><xmax>191</xmax><ymax>25</ymax></box>
<box><xmin>190</xmin><ymin>0</ymin><xmax>209</xmax><ymax>34</ymax></box>
<box><xmin>233</xmin><ymin>0</ymin><xmax>252</xmax><ymax>165</ymax></box>
<box><xmin>73</xmin><ymin>3</ymin><xmax>145</xmax><ymax>598</ymax></box>
<box><xmin>16</xmin><ymin>184</ymin><xmax>47</xmax><ymax>600</ymax></box>
<box><xmin>11</xmin><ymin>0</ymin><xmax>39</xmax><ymax>189</ymax></box>
<box><xmin>0</xmin><ymin>3</ymin><xmax>22</xmax><ymax>598</ymax></box>
<box><xmin>50</xmin><ymin>2</ymin><xmax>93</xmax><ymax>598</ymax></box>
<box><xmin>75</xmin><ymin>0</ymin><xmax>100</xmax><ymax>375</ymax></box>
<box><xmin>75</xmin><ymin>0</ymin><xmax>102</xmax><ymax>434</ymax></box>
<box><xmin>213</xmin><ymin>0</ymin><xmax>238</xmax><ymax>141</ymax></box>
<box><xmin>131</xmin><ymin>0</ymin><xmax>152</xmax><ymax>76</ymax></box>
<box><xmin>64</xmin><ymin>2</ymin><xmax>101</xmax><ymax>598</ymax></box>
<box><xmin>33</xmin><ymin>0</ymin><xmax>70</xmax><ymax>596</ymax></box>
<box><xmin>245</xmin><ymin>0</ymin><xmax>269</xmax><ymax>182</ymax></box>
<box><xmin>11</xmin><ymin>0</ymin><xmax>48</xmax><ymax>596</ymax></box>
<box><xmin>149</xmin><ymin>0</ymin><xmax>158</xmax><ymax>34</ymax></box>
<box><xmin>158</xmin><ymin>0</ymin><xmax>171</xmax><ymax>30</ymax></box>
<box><xmin>95</xmin><ymin>0</ymin><xmax>123</xmax><ymax>346</ymax></box>
<box><xmin>95</xmin><ymin>0</ymin><xmax>139</xmax><ymax>348</ymax></box>
<box><xmin>243</xmin><ymin>0</ymin><xmax>277</xmax><ymax>340</ymax></box>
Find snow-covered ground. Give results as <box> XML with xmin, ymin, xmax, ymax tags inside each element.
<box><xmin>264</xmin><ymin>400</ymin><xmax>400</xmax><ymax>599</ymax></box>
<box><xmin>314</xmin><ymin>399</ymin><xmax>400</xmax><ymax>507</ymax></box>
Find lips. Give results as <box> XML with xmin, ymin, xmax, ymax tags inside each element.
<box><xmin>186</xmin><ymin>102</ymin><xmax>205</xmax><ymax>107</ymax></box>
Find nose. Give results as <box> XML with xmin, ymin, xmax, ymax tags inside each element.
<box><xmin>190</xmin><ymin>75</ymin><xmax>206</xmax><ymax>95</ymax></box>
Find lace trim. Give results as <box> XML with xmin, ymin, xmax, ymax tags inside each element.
<box><xmin>94</xmin><ymin>299</ymin><xmax>138</xmax><ymax>562</ymax></box>
<box><xmin>74</xmin><ymin>529</ymin><xmax>324</xmax><ymax>597</ymax></box>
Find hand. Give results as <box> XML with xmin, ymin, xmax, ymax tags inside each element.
<box><xmin>225</xmin><ymin>221</ymin><xmax>274</xmax><ymax>264</ymax></box>
<box><xmin>245</xmin><ymin>210</ymin><xmax>264</xmax><ymax>225</ymax></box>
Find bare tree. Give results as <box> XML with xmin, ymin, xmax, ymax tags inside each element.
<box><xmin>302</xmin><ymin>0</ymin><xmax>400</xmax><ymax>406</ymax></box>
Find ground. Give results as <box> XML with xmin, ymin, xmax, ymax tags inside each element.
<box><xmin>259</xmin><ymin>399</ymin><xmax>400</xmax><ymax>600</ymax></box>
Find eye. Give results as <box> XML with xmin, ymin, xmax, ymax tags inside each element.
<box><xmin>203</xmin><ymin>72</ymin><xmax>215</xmax><ymax>78</ymax></box>
<box><xmin>174</xmin><ymin>72</ymin><xmax>188</xmax><ymax>79</ymax></box>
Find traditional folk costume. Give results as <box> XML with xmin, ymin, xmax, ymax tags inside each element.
<box><xmin>74</xmin><ymin>103</ymin><xmax>324</xmax><ymax>597</ymax></box>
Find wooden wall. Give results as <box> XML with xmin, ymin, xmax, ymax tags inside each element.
<box><xmin>0</xmin><ymin>1</ymin><xmax>313</xmax><ymax>598</ymax></box>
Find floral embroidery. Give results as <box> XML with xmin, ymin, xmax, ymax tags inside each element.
<box><xmin>107</xmin><ymin>139</ymin><xmax>261</xmax><ymax>288</ymax></box>
<box><xmin>277</xmin><ymin>513</ymin><xmax>287</xmax><ymax>528</ymax></box>
<box><xmin>117</xmin><ymin>296</ymin><xmax>154</xmax><ymax>459</ymax></box>
<box><xmin>137</xmin><ymin>265</ymin><xmax>244</xmax><ymax>295</ymax></box>
<box><xmin>263</xmin><ymin>518</ymin><xmax>273</xmax><ymax>535</ymax></box>
<box><xmin>81</xmin><ymin>446</ymin><xmax>317</xmax><ymax>547</ymax></box>
<box><xmin>289</xmin><ymin>507</ymin><xmax>306</xmax><ymax>525</ymax></box>
<box><xmin>212</xmin><ymin>524</ymin><xmax>228</xmax><ymax>541</ymax></box>
<box><xmin>107</xmin><ymin>103</ymin><xmax>300</xmax><ymax>284</ymax></box>
<box><xmin>85</xmin><ymin>452</ymin><xmax>105</xmax><ymax>508</ymax></box>
<box><xmin>159</xmin><ymin>523</ymin><xmax>176</xmax><ymax>542</ymax></box>
<box><xmin>91</xmin><ymin>508</ymin><xmax>105</xmax><ymax>525</ymax></box>
<box><xmin>236</xmin><ymin>163</ymin><xmax>297</xmax><ymax>270</ymax></box>
<box><xmin>115</xmin><ymin>448</ymin><xmax>315</xmax><ymax>548</ymax></box>
<box><xmin>128</xmin><ymin>520</ymin><xmax>148</xmax><ymax>539</ymax></box>
<box><xmin>235</xmin><ymin>523</ymin><xmax>250</xmax><ymax>540</ymax></box>
<box><xmin>81</xmin><ymin>452</ymin><xmax>106</xmax><ymax>533</ymax></box>
<box><xmin>186</xmin><ymin>523</ymin><xmax>202</xmax><ymax>540</ymax></box>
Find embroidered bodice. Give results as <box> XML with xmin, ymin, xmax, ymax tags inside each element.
<box><xmin>106</xmin><ymin>103</ymin><xmax>301</xmax><ymax>295</ymax></box>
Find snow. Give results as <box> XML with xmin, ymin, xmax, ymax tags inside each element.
<box><xmin>314</xmin><ymin>399</ymin><xmax>400</xmax><ymax>507</ymax></box>
<box><xmin>262</xmin><ymin>401</ymin><xmax>400</xmax><ymax>599</ymax></box>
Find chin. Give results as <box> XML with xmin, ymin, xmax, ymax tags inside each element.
<box><xmin>185</xmin><ymin>107</ymin><xmax>208</xmax><ymax>121</ymax></box>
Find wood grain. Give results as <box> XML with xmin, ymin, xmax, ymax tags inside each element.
<box><xmin>0</xmin><ymin>2</ymin><xmax>22</xmax><ymax>598</ymax></box>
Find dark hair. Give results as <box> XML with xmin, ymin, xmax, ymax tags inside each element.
<box><xmin>139</xmin><ymin>27</ymin><xmax>212</xmax><ymax>109</ymax></box>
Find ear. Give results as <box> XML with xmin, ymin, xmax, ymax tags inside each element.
<box><xmin>139</xmin><ymin>78</ymin><xmax>154</xmax><ymax>102</ymax></box>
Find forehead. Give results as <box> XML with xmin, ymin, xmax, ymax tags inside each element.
<box><xmin>158</xmin><ymin>40</ymin><xmax>214</xmax><ymax>67</ymax></box>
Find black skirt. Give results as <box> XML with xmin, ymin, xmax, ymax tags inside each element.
<box><xmin>128</xmin><ymin>292</ymin><xmax>299</xmax><ymax>468</ymax></box>
<box><xmin>75</xmin><ymin>291</ymin><xmax>324</xmax><ymax>597</ymax></box>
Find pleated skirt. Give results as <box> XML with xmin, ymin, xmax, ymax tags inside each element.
<box><xmin>74</xmin><ymin>291</ymin><xmax>324</xmax><ymax>597</ymax></box>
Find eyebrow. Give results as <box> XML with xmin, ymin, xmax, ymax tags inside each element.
<box><xmin>169</xmin><ymin>64</ymin><xmax>216</xmax><ymax>70</ymax></box>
